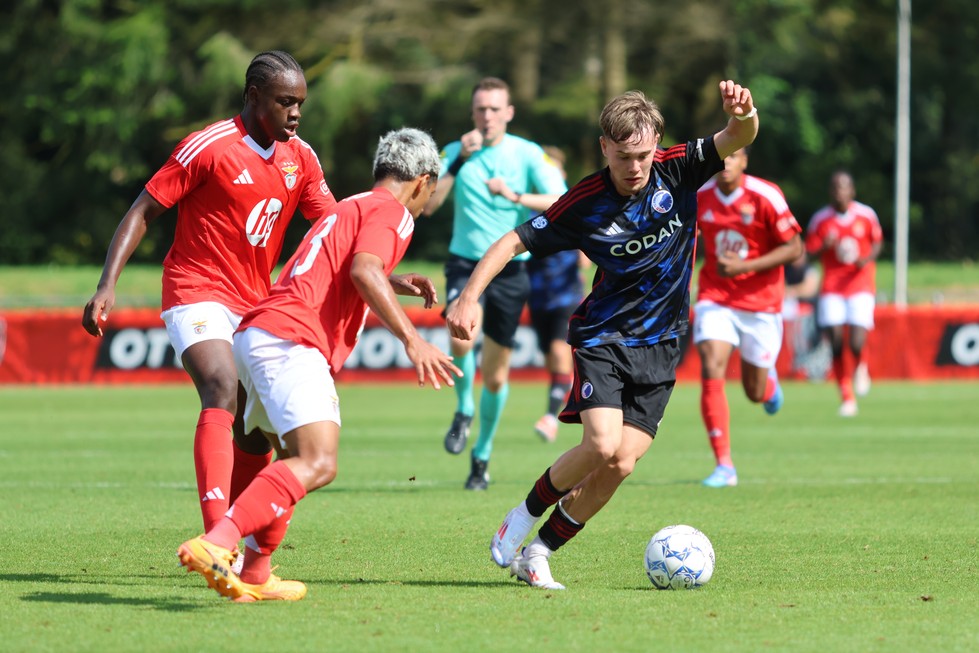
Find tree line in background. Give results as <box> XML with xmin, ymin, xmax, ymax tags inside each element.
<box><xmin>2</xmin><ymin>0</ymin><xmax>976</xmax><ymax>265</ymax></box>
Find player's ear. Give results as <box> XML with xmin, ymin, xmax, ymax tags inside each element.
<box><xmin>412</xmin><ymin>174</ymin><xmax>432</xmax><ymax>199</ymax></box>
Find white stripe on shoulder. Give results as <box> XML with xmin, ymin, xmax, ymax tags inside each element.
<box><xmin>853</xmin><ymin>201</ymin><xmax>880</xmax><ymax>223</ymax></box>
<box><xmin>744</xmin><ymin>176</ymin><xmax>789</xmax><ymax>213</ymax></box>
<box><xmin>177</xmin><ymin>119</ymin><xmax>235</xmax><ymax>158</ymax></box>
<box><xmin>291</xmin><ymin>135</ymin><xmax>323</xmax><ymax>166</ymax></box>
<box><xmin>176</xmin><ymin>120</ymin><xmax>239</xmax><ymax>167</ymax></box>
<box><xmin>397</xmin><ymin>208</ymin><xmax>414</xmax><ymax>240</ymax></box>
<box><xmin>807</xmin><ymin>206</ymin><xmax>835</xmax><ymax>232</ymax></box>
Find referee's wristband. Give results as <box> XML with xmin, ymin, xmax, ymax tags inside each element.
<box><xmin>447</xmin><ymin>156</ymin><xmax>465</xmax><ymax>176</ymax></box>
<box><xmin>735</xmin><ymin>107</ymin><xmax>758</xmax><ymax>121</ymax></box>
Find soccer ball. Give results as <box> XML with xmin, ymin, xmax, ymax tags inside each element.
<box><xmin>644</xmin><ymin>524</ymin><xmax>715</xmax><ymax>590</ymax></box>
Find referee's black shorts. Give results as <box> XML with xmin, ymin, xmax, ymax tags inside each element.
<box><xmin>443</xmin><ymin>255</ymin><xmax>530</xmax><ymax>348</ymax></box>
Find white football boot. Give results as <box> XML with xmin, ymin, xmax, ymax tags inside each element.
<box><xmin>510</xmin><ymin>541</ymin><xmax>565</xmax><ymax>590</ymax></box>
<box><xmin>490</xmin><ymin>503</ymin><xmax>539</xmax><ymax>567</ymax></box>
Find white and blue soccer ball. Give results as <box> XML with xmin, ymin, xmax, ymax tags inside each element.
<box><xmin>644</xmin><ymin>524</ymin><xmax>715</xmax><ymax>590</ymax></box>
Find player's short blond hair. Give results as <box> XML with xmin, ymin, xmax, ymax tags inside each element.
<box><xmin>599</xmin><ymin>91</ymin><xmax>665</xmax><ymax>144</ymax></box>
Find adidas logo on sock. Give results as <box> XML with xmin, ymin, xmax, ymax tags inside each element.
<box><xmin>271</xmin><ymin>502</ymin><xmax>286</xmax><ymax>518</ymax></box>
<box><xmin>202</xmin><ymin>487</ymin><xmax>226</xmax><ymax>502</ymax></box>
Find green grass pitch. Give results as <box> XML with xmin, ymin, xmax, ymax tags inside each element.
<box><xmin>1</xmin><ymin>380</ymin><xmax>977</xmax><ymax>652</ymax></box>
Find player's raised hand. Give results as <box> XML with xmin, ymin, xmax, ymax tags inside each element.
<box><xmin>719</xmin><ymin>80</ymin><xmax>755</xmax><ymax>119</ymax></box>
<box><xmin>82</xmin><ymin>287</ymin><xmax>115</xmax><ymax>337</ymax></box>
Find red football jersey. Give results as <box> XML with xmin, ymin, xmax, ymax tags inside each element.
<box><xmin>146</xmin><ymin>115</ymin><xmax>337</xmax><ymax>314</ymax></box>
<box><xmin>696</xmin><ymin>175</ymin><xmax>801</xmax><ymax>312</ymax></box>
<box><xmin>238</xmin><ymin>188</ymin><xmax>416</xmax><ymax>372</ymax></box>
<box><xmin>805</xmin><ymin>201</ymin><xmax>882</xmax><ymax>296</ymax></box>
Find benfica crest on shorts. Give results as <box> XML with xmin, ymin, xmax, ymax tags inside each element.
<box><xmin>281</xmin><ymin>163</ymin><xmax>299</xmax><ymax>189</ymax></box>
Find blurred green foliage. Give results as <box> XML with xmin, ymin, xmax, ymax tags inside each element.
<box><xmin>1</xmin><ymin>0</ymin><xmax>976</xmax><ymax>264</ymax></box>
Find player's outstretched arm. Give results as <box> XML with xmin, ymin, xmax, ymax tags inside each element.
<box><xmin>713</xmin><ymin>80</ymin><xmax>759</xmax><ymax>160</ymax></box>
<box><xmin>445</xmin><ymin>230</ymin><xmax>527</xmax><ymax>341</ymax></box>
<box><xmin>82</xmin><ymin>190</ymin><xmax>167</xmax><ymax>337</ymax></box>
<box><xmin>351</xmin><ymin>252</ymin><xmax>461</xmax><ymax>389</ymax></box>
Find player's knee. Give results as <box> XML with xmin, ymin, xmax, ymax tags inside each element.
<box><xmin>305</xmin><ymin>455</ymin><xmax>338</xmax><ymax>490</ymax></box>
<box><xmin>197</xmin><ymin>374</ymin><xmax>239</xmax><ymax>410</ymax></box>
<box><xmin>583</xmin><ymin>439</ymin><xmax>618</xmax><ymax>465</ymax></box>
<box><xmin>610</xmin><ymin>456</ymin><xmax>638</xmax><ymax>480</ymax></box>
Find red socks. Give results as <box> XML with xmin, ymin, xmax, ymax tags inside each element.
<box><xmin>763</xmin><ymin>374</ymin><xmax>778</xmax><ymax>403</ymax></box>
<box><xmin>230</xmin><ymin>441</ymin><xmax>273</xmax><ymax>504</ymax></box>
<box><xmin>701</xmin><ymin>378</ymin><xmax>732</xmax><ymax>467</ymax></box>
<box><xmin>193</xmin><ymin>408</ymin><xmax>235</xmax><ymax>531</ymax></box>
<box><xmin>239</xmin><ymin>504</ymin><xmax>295</xmax><ymax>585</ymax></box>
<box><xmin>833</xmin><ymin>354</ymin><xmax>854</xmax><ymax>401</ymax></box>
<box><xmin>206</xmin><ymin>461</ymin><xmax>306</xmax><ymax>552</ymax></box>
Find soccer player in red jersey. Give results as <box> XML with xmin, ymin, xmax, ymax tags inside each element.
<box><xmin>806</xmin><ymin>171</ymin><xmax>883</xmax><ymax>417</ymax></box>
<box><xmin>82</xmin><ymin>51</ymin><xmax>338</xmax><ymax>534</ymax></box>
<box><xmin>176</xmin><ymin>128</ymin><xmax>460</xmax><ymax>602</ymax></box>
<box><xmin>693</xmin><ymin>148</ymin><xmax>803</xmax><ymax>487</ymax></box>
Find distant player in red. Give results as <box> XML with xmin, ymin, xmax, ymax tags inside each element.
<box><xmin>694</xmin><ymin>147</ymin><xmax>803</xmax><ymax>487</ymax></box>
<box><xmin>177</xmin><ymin>128</ymin><xmax>461</xmax><ymax>602</ymax></box>
<box><xmin>82</xmin><ymin>51</ymin><xmax>337</xmax><ymax>534</ymax></box>
<box><xmin>806</xmin><ymin>170</ymin><xmax>883</xmax><ymax>417</ymax></box>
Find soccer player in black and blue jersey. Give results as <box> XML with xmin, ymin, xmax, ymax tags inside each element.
<box><xmin>446</xmin><ymin>79</ymin><xmax>759</xmax><ymax>589</ymax></box>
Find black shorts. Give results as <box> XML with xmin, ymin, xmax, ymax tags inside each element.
<box><xmin>444</xmin><ymin>255</ymin><xmax>530</xmax><ymax>348</ymax></box>
<box><xmin>529</xmin><ymin>304</ymin><xmax>576</xmax><ymax>354</ymax></box>
<box><xmin>559</xmin><ymin>338</ymin><xmax>682</xmax><ymax>438</ymax></box>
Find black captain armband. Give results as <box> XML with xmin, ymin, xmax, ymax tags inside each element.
<box><xmin>447</xmin><ymin>156</ymin><xmax>466</xmax><ymax>176</ymax></box>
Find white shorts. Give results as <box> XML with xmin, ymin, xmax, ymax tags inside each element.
<box><xmin>693</xmin><ymin>300</ymin><xmax>783</xmax><ymax>369</ymax></box>
<box><xmin>161</xmin><ymin>301</ymin><xmax>242</xmax><ymax>357</ymax></box>
<box><xmin>817</xmin><ymin>293</ymin><xmax>875</xmax><ymax>329</ymax></box>
<box><xmin>232</xmin><ymin>327</ymin><xmax>341</xmax><ymax>448</ymax></box>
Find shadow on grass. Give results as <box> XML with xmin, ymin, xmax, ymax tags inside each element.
<box><xmin>21</xmin><ymin>590</ymin><xmax>203</xmax><ymax>611</ymax></box>
<box><xmin>323</xmin><ymin>577</ymin><xmax>522</xmax><ymax>589</ymax></box>
<box><xmin>3</xmin><ymin>573</ymin><xmax>215</xmax><ymax>611</ymax></box>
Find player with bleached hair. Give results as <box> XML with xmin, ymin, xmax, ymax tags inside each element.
<box><xmin>448</xmin><ymin>81</ymin><xmax>758</xmax><ymax>589</ymax></box>
<box><xmin>177</xmin><ymin>128</ymin><xmax>461</xmax><ymax>602</ymax></box>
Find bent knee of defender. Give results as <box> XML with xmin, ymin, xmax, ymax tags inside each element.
<box><xmin>305</xmin><ymin>456</ymin><xmax>338</xmax><ymax>490</ymax></box>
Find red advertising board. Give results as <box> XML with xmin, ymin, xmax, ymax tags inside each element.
<box><xmin>1</xmin><ymin>305</ymin><xmax>978</xmax><ymax>384</ymax></box>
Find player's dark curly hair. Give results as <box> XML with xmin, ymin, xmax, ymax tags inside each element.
<box><xmin>242</xmin><ymin>51</ymin><xmax>303</xmax><ymax>102</ymax></box>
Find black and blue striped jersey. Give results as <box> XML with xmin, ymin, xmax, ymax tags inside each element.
<box><xmin>527</xmin><ymin>250</ymin><xmax>584</xmax><ymax>312</ymax></box>
<box><xmin>515</xmin><ymin>136</ymin><xmax>723</xmax><ymax>348</ymax></box>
